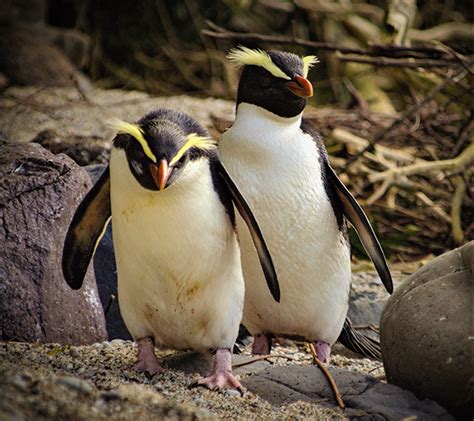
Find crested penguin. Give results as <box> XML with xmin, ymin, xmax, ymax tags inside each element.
<box><xmin>62</xmin><ymin>109</ymin><xmax>280</xmax><ymax>390</ymax></box>
<box><xmin>219</xmin><ymin>47</ymin><xmax>392</xmax><ymax>362</ymax></box>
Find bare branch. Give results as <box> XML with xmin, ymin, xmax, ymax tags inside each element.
<box><xmin>345</xmin><ymin>68</ymin><xmax>468</xmax><ymax>168</ymax></box>
<box><xmin>336</xmin><ymin>55</ymin><xmax>466</xmax><ymax>68</ymax></box>
<box><xmin>201</xmin><ymin>21</ymin><xmax>463</xmax><ymax>61</ymax></box>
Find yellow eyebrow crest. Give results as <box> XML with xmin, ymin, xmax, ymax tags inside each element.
<box><xmin>228</xmin><ymin>46</ymin><xmax>319</xmax><ymax>79</ymax></box>
<box><xmin>169</xmin><ymin>133</ymin><xmax>217</xmax><ymax>166</ymax></box>
<box><xmin>109</xmin><ymin>118</ymin><xmax>157</xmax><ymax>163</ymax></box>
<box><xmin>227</xmin><ymin>46</ymin><xmax>291</xmax><ymax>80</ymax></box>
<box><xmin>302</xmin><ymin>55</ymin><xmax>319</xmax><ymax>78</ymax></box>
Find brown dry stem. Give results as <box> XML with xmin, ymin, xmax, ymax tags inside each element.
<box><xmin>308</xmin><ymin>343</ymin><xmax>345</xmax><ymax>410</ymax></box>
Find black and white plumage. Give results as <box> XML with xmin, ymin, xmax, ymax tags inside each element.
<box><xmin>62</xmin><ymin>109</ymin><xmax>279</xmax><ymax>390</ymax></box>
<box><xmin>219</xmin><ymin>47</ymin><xmax>392</xmax><ymax>362</ymax></box>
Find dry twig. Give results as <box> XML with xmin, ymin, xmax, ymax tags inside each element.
<box><xmin>368</xmin><ymin>142</ymin><xmax>474</xmax><ymax>184</ymax></box>
<box><xmin>202</xmin><ymin>21</ymin><xmax>468</xmax><ymax>62</ymax></box>
<box><xmin>308</xmin><ymin>343</ymin><xmax>345</xmax><ymax>409</ymax></box>
<box><xmin>231</xmin><ymin>354</ymin><xmax>299</xmax><ymax>368</ymax></box>
<box><xmin>336</xmin><ymin>55</ymin><xmax>463</xmax><ymax>68</ymax></box>
<box><xmin>345</xmin><ymin>67</ymin><xmax>468</xmax><ymax>168</ymax></box>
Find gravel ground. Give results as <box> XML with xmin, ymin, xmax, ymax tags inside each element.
<box><xmin>0</xmin><ymin>339</ymin><xmax>385</xmax><ymax>420</ymax></box>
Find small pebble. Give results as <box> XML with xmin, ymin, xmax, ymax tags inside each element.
<box><xmin>69</xmin><ymin>348</ymin><xmax>80</xmax><ymax>358</ymax></box>
<box><xmin>100</xmin><ymin>390</ymin><xmax>122</xmax><ymax>401</ymax></box>
<box><xmin>21</xmin><ymin>372</ymin><xmax>33</xmax><ymax>382</ymax></box>
<box><xmin>224</xmin><ymin>389</ymin><xmax>242</xmax><ymax>397</ymax></box>
<box><xmin>193</xmin><ymin>398</ymin><xmax>207</xmax><ymax>406</ymax></box>
<box><xmin>77</xmin><ymin>367</ymin><xmax>86</xmax><ymax>375</ymax></box>
<box><xmin>9</xmin><ymin>375</ymin><xmax>28</xmax><ymax>392</ymax></box>
<box><xmin>58</xmin><ymin>376</ymin><xmax>93</xmax><ymax>394</ymax></box>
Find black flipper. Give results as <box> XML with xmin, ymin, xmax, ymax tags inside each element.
<box><xmin>62</xmin><ymin>166</ymin><xmax>111</xmax><ymax>290</ymax></box>
<box><xmin>216</xmin><ymin>161</ymin><xmax>280</xmax><ymax>302</ymax></box>
<box><xmin>337</xmin><ymin>317</ymin><xmax>381</xmax><ymax>360</ymax></box>
<box><xmin>325</xmin><ymin>163</ymin><xmax>393</xmax><ymax>294</ymax></box>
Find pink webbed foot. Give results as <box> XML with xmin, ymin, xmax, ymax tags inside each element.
<box><xmin>133</xmin><ymin>336</ymin><xmax>165</xmax><ymax>375</ymax></box>
<box><xmin>193</xmin><ymin>349</ymin><xmax>243</xmax><ymax>393</ymax></box>
<box><xmin>314</xmin><ymin>341</ymin><xmax>331</xmax><ymax>364</ymax></box>
<box><xmin>251</xmin><ymin>333</ymin><xmax>272</xmax><ymax>355</ymax></box>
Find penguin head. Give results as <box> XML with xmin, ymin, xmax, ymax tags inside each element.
<box><xmin>111</xmin><ymin>110</ymin><xmax>216</xmax><ymax>191</ymax></box>
<box><xmin>228</xmin><ymin>46</ymin><xmax>318</xmax><ymax>118</ymax></box>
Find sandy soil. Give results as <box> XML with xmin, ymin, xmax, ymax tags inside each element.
<box><xmin>0</xmin><ymin>339</ymin><xmax>383</xmax><ymax>420</ymax></box>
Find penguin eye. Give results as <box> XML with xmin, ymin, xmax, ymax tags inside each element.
<box><xmin>172</xmin><ymin>154</ymin><xmax>187</xmax><ymax>169</ymax></box>
<box><xmin>131</xmin><ymin>160</ymin><xmax>143</xmax><ymax>175</ymax></box>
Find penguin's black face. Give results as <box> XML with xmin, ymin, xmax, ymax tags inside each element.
<box><xmin>235</xmin><ymin>50</ymin><xmax>315</xmax><ymax>118</ymax></box>
<box><xmin>124</xmin><ymin>132</ymin><xmax>189</xmax><ymax>192</ymax></box>
<box><xmin>113</xmin><ymin>109</ymin><xmax>216</xmax><ymax>192</ymax></box>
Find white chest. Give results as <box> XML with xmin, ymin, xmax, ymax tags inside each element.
<box><xmin>219</xmin><ymin>103</ymin><xmax>351</xmax><ymax>343</ymax></box>
<box><xmin>108</xmin><ymin>150</ymin><xmax>244</xmax><ymax>350</ymax></box>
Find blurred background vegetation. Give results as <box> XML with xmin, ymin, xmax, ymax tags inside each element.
<box><xmin>2</xmin><ymin>0</ymin><xmax>473</xmax><ymax>261</ymax></box>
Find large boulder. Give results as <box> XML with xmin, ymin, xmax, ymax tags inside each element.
<box><xmin>0</xmin><ymin>29</ymin><xmax>79</xmax><ymax>87</ymax></box>
<box><xmin>0</xmin><ymin>0</ymin><xmax>91</xmax><ymax>87</ymax></box>
<box><xmin>381</xmin><ymin>242</ymin><xmax>473</xmax><ymax>418</ymax></box>
<box><xmin>0</xmin><ymin>141</ymin><xmax>107</xmax><ymax>344</ymax></box>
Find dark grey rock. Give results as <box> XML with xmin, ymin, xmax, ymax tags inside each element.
<box><xmin>381</xmin><ymin>242</ymin><xmax>473</xmax><ymax>419</ymax></box>
<box><xmin>85</xmin><ymin>164</ymin><xmax>108</xmax><ymax>185</ymax></box>
<box><xmin>243</xmin><ymin>365</ymin><xmax>453</xmax><ymax>420</ymax></box>
<box><xmin>0</xmin><ymin>0</ymin><xmax>90</xmax><ymax>86</ymax></box>
<box><xmin>348</xmin><ymin>272</ymin><xmax>388</xmax><ymax>328</ymax></box>
<box><xmin>0</xmin><ymin>29</ymin><xmax>78</xmax><ymax>87</ymax></box>
<box><xmin>33</xmin><ymin>130</ymin><xmax>109</xmax><ymax>166</ymax></box>
<box><xmin>0</xmin><ymin>142</ymin><xmax>107</xmax><ymax>344</ymax></box>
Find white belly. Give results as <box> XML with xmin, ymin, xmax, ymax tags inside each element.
<box><xmin>219</xmin><ymin>103</ymin><xmax>351</xmax><ymax>344</ymax></box>
<box><xmin>109</xmin><ymin>150</ymin><xmax>244</xmax><ymax>351</ymax></box>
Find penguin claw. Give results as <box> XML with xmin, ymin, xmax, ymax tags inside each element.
<box><xmin>189</xmin><ymin>349</ymin><xmax>242</xmax><ymax>393</ymax></box>
<box><xmin>193</xmin><ymin>372</ymin><xmax>243</xmax><ymax>393</ymax></box>
<box><xmin>133</xmin><ymin>336</ymin><xmax>165</xmax><ymax>376</ymax></box>
<box><xmin>133</xmin><ymin>358</ymin><xmax>165</xmax><ymax>376</ymax></box>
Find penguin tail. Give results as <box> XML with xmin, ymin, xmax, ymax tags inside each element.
<box><xmin>337</xmin><ymin>318</ymin><xmax>381</xmax><ymax>360</ymax></box>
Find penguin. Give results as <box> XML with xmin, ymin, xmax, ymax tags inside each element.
<box><xmin>219</xmin><ymin>47</ymin><xmax>392</xmax><ymax>362</ymax></box>
<box><xmin>62</xmin><ymin>109</ymin><xmax>280</xmax><ymax>390</ymax></box>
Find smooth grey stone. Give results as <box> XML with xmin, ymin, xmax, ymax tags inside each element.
<box><xmin>381</xmin><ymin>241</ymin><xmax>473</xmax><ymax>419</ymax></box>
<box><xmin>243</xmin><ymin>365</ymin><xmax>453</xmax><ymax>420</ymax></box>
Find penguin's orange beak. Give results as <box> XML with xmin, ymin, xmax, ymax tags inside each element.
<box><xmin>286</xmin><ymin>75</ymin><xmax>313</xmax><ymax>98</ymax></box>
<box><xmin>149</xmin><ymin>159</ymin><xmax>170</xmax><ymax>191</ymax></box>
